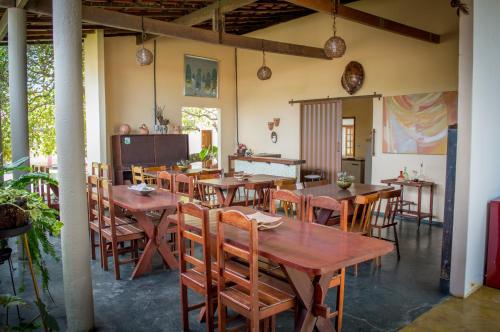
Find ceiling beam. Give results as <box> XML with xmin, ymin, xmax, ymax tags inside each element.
<box><xmin>138</xmin><ymin>0</ymin><xmax>255</xmax><ymax>45</ymax></box>
<box><xmin>0</xmin><ymin>0</ymin><xmax>31</xmax><ymax>41</ymax></box>
<box><xmin>286</xmin><ymin>0</ymin><xmax>440</xmax><ymax>44</ymax></box>
<box><xmin>23</xmin><ymin>0</ymin><xmax>330</xmax><ymax>60</ymax></box>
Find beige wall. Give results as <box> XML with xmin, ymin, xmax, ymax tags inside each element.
<box><xmin>236</xmin><ymin>0</ymin><xmax>458</xmax><ymax>221</ymax></box>
<box><xmin>341</xmin><ymin>98</ymin><xmax>373</xmax><ymax>160</ymax></box>
<box><xmin>103</xmin><ymin>37</ymin><xmax>237</xmax><ymax>169</ymax></box>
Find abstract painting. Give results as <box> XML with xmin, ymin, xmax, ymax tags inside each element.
<box><xmin>382</xmin><ymin>91</ymin><xmax>458</xmax><ymax>154</ymax></box>
<box><xmin>184</xmin><ymin>55</ymin><xmax>218</xmax><ymax>98</ymax></box>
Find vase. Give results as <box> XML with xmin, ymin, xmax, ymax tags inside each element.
<box><xmin>119</xmin><ymin>124</ymin><xmax>131</xmax><ymax>135</ymax></box>
<box><xmin>139</xmin><ymin>124</ymin><xmax>149</xmax><ymax>135</ymax></box>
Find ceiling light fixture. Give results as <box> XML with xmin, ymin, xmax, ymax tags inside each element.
<box><xmin>136</xmin><ymin>16</ymin><xmax>154</xmax><ymax>66</ymax></box>
<box><xmin>324</xmin><ymin>0</ymin><xmax>346</xmax><ymax>59</ymax></box>
<box><xmin>257</xmin><ymin>41</ymin><xmax>272</xmax><ymax>80</ymax></box>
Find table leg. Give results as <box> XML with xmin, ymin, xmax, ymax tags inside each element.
<box><xmin>219</xmin><ymin>187</ymin><xmax>237</xmax><ymax>207</ymax></box>
<box><xmin>282</xmin><ymin>265</ymin><xmax>335</xmax><ymax>332</ymax></box>
<box><xmin>429</xmin><ymin>184</ymin><xmax>434</xmax><ymax>226</ymax></box>
<box><xmin>316</xmin><ymin>209</ymin><xmax>333</xmax><ymax>226</ymax></box>
<box><xmin>156</xmin><ymin>211</ymin><xmax>179</xmax><ymax>269</ymax></box>
<box><xmin>417</xmin><ymin>186</ymin><xmax>422</xmax><ymax>229</ymax></box>
<box><xmin>214</xmin><ymin>187</ymin><xmax>226</xmax><ymax>206</ymax></box>
<box><xmin>131</xmin><ymin>212</ymin><xmax>158</xmax><ymax>279</ymax></box>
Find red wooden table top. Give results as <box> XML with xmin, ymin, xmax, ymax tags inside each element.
<box><xmin>295</xmin><ymin>183</ymin><xmax>391</xmax><ymax>200</ymax></box>
<box><xmin>196</xmin><ymin>174</ymin><xmax>293</xmax><ymax>189</ymax></box>
<box><xmin>170</xmin><ymin>206</ymin><xmax>394</xmax><ymax>276</ymax></box>
<box><xmin>112</xmin><ymin>185</ymin><xmax>185</xmax><ymax>212</ymax></box>
<box><xmin>381</xmin><ymin>178</ymin><xmax>434</xmax><ymax>187</ymax></box>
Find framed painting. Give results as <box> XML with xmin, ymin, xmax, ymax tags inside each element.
<box><xmin>382</xmin><ymin>91</ymin><xmax>458</xmax><ymax>155</ymax></box>
<box><xmin>184</xmin><ymin>55</ymin><xmax>218</xmax><ymax>98</ymax></box>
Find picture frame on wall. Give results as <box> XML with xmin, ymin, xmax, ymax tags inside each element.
<box><xmin>184</xmin><ymin>55</ymin><xmax>219</xmax><ymax>98</ymax></box>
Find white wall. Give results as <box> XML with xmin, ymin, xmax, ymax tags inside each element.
<box><xmin>451</xmin><ymin>0</ymin><xmax>500</xmax><ymax>297</ymax></box>
<box><xmin>84</xmin><ymin>30</ymin><xmax>107</xmax><ymax>171</ymax></box>
<box><xmin>237</xmin><ymin>0</ymin><xmax>458</xmax><ymax>222</ymax></box>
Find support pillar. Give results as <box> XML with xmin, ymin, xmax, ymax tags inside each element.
<box><xmin>8</xmin><ymin>8</ymin><xmax>28</xmax><ymax>176</ymax></box>
<box><xmin>53</xmin><ymin>0</ymin><xmax>94</xmax><ymax>330</ymax></box>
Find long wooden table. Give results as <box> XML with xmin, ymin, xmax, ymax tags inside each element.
<box><xmin>295</xmin><ymin>183</ymin><xmax>391</xmax><ymax>225</ymax></box>
<box><xmin>168</xmin><ymin>206</ymin><xmax>393</xmax><ymax>332</ymax></box>
<box><xmin>112</xmin><ymin>185</ymin><xmax>187</xmax><ymax>279</ymax></box>
<box><xmin>196</xmin><ymin>174</ymin><xmax>293</xmax><ymax>207</ymax></box>
<box><xmin>143</xmin><ymin>168</ymin><xmax>221</xmax><ymax>179</ymax></box>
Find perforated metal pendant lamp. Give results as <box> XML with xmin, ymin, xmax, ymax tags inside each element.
<box><xmin>257</xmin><ymin>48</ymin><xmax>272</xmax><ymax>80</ymax></box>
<box><xmin>136</xmin><ymin>16</ymin><xmax>154</xmax><ymax>66</ymax></box>
<box><xmin>324</xmin><ymin>1</ymin><xmax>346</xmax><ymax>58</ymax></box>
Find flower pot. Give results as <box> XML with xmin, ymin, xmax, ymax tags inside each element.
<box><xmin>0</xmin><ymin>198</ymin><xmax>28</xmax><ymax>230</ymax></box>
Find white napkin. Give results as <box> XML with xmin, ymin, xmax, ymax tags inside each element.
<box><xmin>247</xmin><ymin>212</ymin><xmax>281</xmax><ymax>224</ymax></box>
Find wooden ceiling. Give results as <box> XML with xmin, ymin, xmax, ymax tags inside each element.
<box><xmin>0</xmin><ymin>0</ymin><xmax>358</xmax><ymax>43</ymax></box>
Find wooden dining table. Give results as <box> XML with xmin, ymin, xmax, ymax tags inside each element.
<box><xmin>196</xmin><ymin>174</ymin><xmax>294</xmax><ymax>207</ymax></box>
<box><xmin>295</xmin><ymin>183</ymin><xmax>392</xmax><ymax>225</ymax></box>
<box><xmin>168</xmin><ymin>206</ymin><xmax>393</xmax><ymax>332</ymax></box>
<box><xmin>143</xmin><ymin>168</ymin><xmax>221</xmax><ymax>179</ymax></box>
<box><xmin>111</xmin><ymin>185</ymin><xmax>187</xmax><ymax>279</ymax></box>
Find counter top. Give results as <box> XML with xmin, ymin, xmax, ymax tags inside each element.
<box><xmin>228</xmin><ymin>155</ymin><xmax>305</xmax><ymax>166</ymax></box>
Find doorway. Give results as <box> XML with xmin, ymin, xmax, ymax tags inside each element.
<box><xmin>341</xmin><ymin>98</ymin><xmax>374</xmax><ymax>184</ymax></box>
<box><xmin>181</xmin><ymin>107</ymin><xmax>221</xmax><ymax>168</ymax></box>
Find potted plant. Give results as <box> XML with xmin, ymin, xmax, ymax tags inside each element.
<box><xmin>199</xmin><ymin>145</ymin><xmax>218</xmax><ymax>168</ymax></box>
<box><xmin>236</xmin><ymin>143</ymin><xmax>247</xmax><ymax>156</ymax></box>
<box><xmin>336</xmin><ymin>172</ymin><xmax>355</xmax><ymax>190</ymax></box>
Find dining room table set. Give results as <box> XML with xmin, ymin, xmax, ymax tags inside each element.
<box><xmin>87</xmin><ymin>166</ymin><xmax>395</xmax><ymax>332</ymax></box>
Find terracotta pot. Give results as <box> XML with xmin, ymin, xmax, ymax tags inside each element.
<box><xmin>171</xmin><ymin>125</ymin><xmax>181</xmax><ymax>134</ymax></box>
<box><xmin>139</xmin><ymin>124</ymin><xmax>149</xmax><ymax>135</ymax></box>
<box><xmin>0</xmin><ymin>198</ymin><xmax>28</xmax><ymax>230</ymax></box>
<box><xmin>119</xmin><ymin>124</ymin><xmax>131</xmax><ymax>135</ymax></box>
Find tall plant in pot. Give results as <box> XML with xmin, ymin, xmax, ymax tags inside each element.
<box><xmin>199</xmin><ymin>145</ymin><xmax>218</xmax><ymax>168</ymax></box>
<box><xmin>0</xmin><ymin>157</ymin><xmax>62</xmax><ymax>290</ymax></box>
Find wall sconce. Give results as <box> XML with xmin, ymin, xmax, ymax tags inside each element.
<box><xmin>267</xmin><ymin>122</ymin><xmax>274</xmax><ymax>131</ymax></box>
<box><xmin>273</xmin><ymin>118</ymin><xmax>280</xmax><ymax>127</ymax></box>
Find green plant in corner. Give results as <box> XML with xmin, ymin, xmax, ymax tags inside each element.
<box><xmin>199</xmin><ymin>145</ymin><xmax>218</xmax><ymax>163</ymax></box>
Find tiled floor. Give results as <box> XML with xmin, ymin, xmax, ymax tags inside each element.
<box><xmin>1</xmin><ymin>218</ymin><xmax>449</xmax><ymax>331</ymax></box>
<box><xmin>401</xmin><ymin>286</ymin><xmax>500</xmax><ymax>332</ymax></box>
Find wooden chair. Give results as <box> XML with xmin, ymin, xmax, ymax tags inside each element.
<box><xmin>91</xmin><ymin>162</ymin><xmax>100</xmax><ymax>176</ymax></box>
<box><xmin>269</xmin><ymin>189</ymin><xmax>305</xmax><ymax>221</ymax></box>
<box><xmin>306</xmin><ymin>195</ymin><xmax>349</xmax><ymax>331</ymax></box>
<box><xmin>87</xmin><ymin>175</ymin><xmax>101</xmax><ymax>263</ymax></box>
<box><xmin>131</xmin><ymin>165</ymin><xmax>146</xmax><ymax>184</ymax></box>
<box><xmin>196</xmin><ymin>173</ymin><xmax>221</xmax><ymax>209</ymax></box>
<box><xmin>217</xmin><ymin>210</ymin><xmax>296</xmax><ymax>332</ymax></box>
<box><xmin>174</xmin><ymin>173</ymin><xmax>195</xmax><ymax>198</ymax></box>
<box><xmin>372</xmin><ymin>189</ymin><xmax>401</xmax><ymax>261</ymax></box>
<box><xmin>144</xmin><ymin>165</ymin><xmax>167</xmax><ymax>185</ymax></box>
<box><xmin>177</xmin><ymin>202</ymin><xmax>215</xmax><ymax>332</ymax></box>
<box><xmin>157</xmin><ymin>170</ymin><xmax>174</xmax><ymax>192</ymax></box>
<box><xmin>98</xmin><ymin>179</ymin><xmax>145</xmax><ymax>280</ymax></box>
<box><xmin>348</xmin><ymin>193</ymin><xmax>379</xmax><ymax>276</ymax></box>
<box><xmin>99</xmin><ymin>163</ymin><xmax>111</xmax><ymax>180</ymax></box>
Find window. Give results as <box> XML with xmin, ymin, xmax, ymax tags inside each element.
<box><xmin>342</xmin><ymin>117</ymin><xmax>355</xmax><ymax>158</ymax></box>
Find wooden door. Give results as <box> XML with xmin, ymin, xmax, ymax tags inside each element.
<box><xmin>300</xmin><ymin>101</ymin><xmax>342</xmax><ymax>183</ymax></box>
<box><xmin>201</xmin><ymin>130</ymin><xmax>212</xmax><ymax>148</ymax></box>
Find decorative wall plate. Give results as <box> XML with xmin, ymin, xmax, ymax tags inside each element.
<box><xmin>341</xmin><ymin>61</ymin><xmax>364</xmax><ymax>95</ymax></box>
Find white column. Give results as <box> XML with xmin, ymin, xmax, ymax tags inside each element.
<box><xmin>8</xmin><ymin>8</ymin><xmax>28</xmax><ymax>176</ymax></box>
<box><xmin>84</xmin><ymin>30</ymin><xmax>107</xmax><ymax>173</ymax></box>
<box><xmin>451</xmin><ymin>0</ymin><xmax>500</xmax><ymax>297</ymax></box>
<box><xmin>53</xmin><ymin>0</ymin><xmax>94</xmax><ymax>330</ymax></box>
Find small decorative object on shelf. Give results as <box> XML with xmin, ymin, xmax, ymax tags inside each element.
<box><xmin>171</xmin><ymin>125</ymin><xmax>182</xmax><ymax>134</ymax></box>
<box><xmin>139</xmin><ymin>124</ymin><xmax>149</xmax><ymax>135</ymax></box>
<box><xmin>419</xmin><ymin>162</ymin><xmax>425</xmax><ymax>181</ymax></box>
<box><xmin>119</xmin><ymin>123</ymin><xmax>131</xmax><ymax>135</ymax></box>
<box><xmin>336</xmin><ymin>171</ymin><xmax>355</xmax><ymax>190</ymax></box>
<box><xmin>245</xmin><ymin>149</ymin><xmax>254</xmax><ymax>157</ymax></box>
<box><xmin>397</xmin><ymin>170</ymin><xmax>404</xmax><ymax>181</ymax></box>
<box><xmin>176</xmin><ymin>160</ymin><xmax>190</xmax><ymax>172</ymax></box>
<box><xmin>155</xmin><ymin>105</ymin><xmax>169</xmax><ymax>134</ymax></box>
<box><xmin>237</xmin><ymin>143</ymin><xmax>247</xmax><ymax>156</ymax></box>
<box><xmin>403</xmin><ymin>166</ymin><xmax>410</xmax><ymax>181</ymax></box>
<box><xmin>341</xmin><ymin>61</ymin><xmax>364</xmax><ymax>95</ymax></box>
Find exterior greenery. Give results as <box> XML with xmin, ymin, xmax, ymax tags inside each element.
<box><xmin>0</xmin><ymin>45</ymin><xmax>56</xmax><ymax>162</ymax></box>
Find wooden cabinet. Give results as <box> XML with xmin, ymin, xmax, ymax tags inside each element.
<box><xmin>341</xmin><ymin>159</ymin><xmax>365</xmax><ymax>183</ymax></box>
<box><xmin>111</xmin><ymin>134</ymin><xmax>189</xmax><ymax>184</ymax></box>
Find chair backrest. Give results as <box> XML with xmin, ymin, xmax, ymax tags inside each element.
<box><xmin>131</xmin><ymin>165</ymin><xmax>145</xmax><ymax>184</ymax></box>
<box><xmin>87</xmin><ymin>175</ymin><xmax>100</xmax><ymax>224</ymax></box>
<box><xmin>306</xmin><ymin>195</ymin><xmax>348</xmax><ymax>230</ymax></box>
<box><xmin>157</xmin><ymin>171</ymin><xmax>174</xmax><ymax>192</ymax></box>
<box><xmin>99</xmin><ymin>163</ymin><xmax>111</xmax><ymax>180</ymax></box>
<box><xmin>98</xmin><ymin>179</ymin><xmax>119</xmax><ymax>238</ymax></box>
<box><xmin>91</xmin><ymin>162</ymin><xmax>100</xmax><ymax>176</ymax></box>
<box><xmin>177</xmin><ymin>202</ymin><xmax>212</xmax><ymax>286</ymax></box>
<box><xmin>304</xmin><ymin>179</ymin><xmax>329</xmax><ymax>188</ymax></box>
<box><xmin>217</xmin><ymin>210</ymin><xmax>259</xmax><ymax>313</ymax></box>
<box><xmin>275</xmin><ymin>178</ymin><xmax>299</xmax><ymax>190</ymax></box>
<box><xmin>174</xmin><ymin>174</ymin><xmax>195</xmax><ymax>198</ymax></box>
<box><xmin>373</xmin><ymin>189</ymin><xmax>401</xmax><ymax>227</ymax></box>
<box><xmin>349</xmin><ymin>193</ymin><xmax>379</xmax><ymax>233</ymax></box>
<box><xmin>269</xmin><ymin>189</ymin><xmax>305</xmax><ymax>220</ymax></box>
<box><xmin>196</xmin><ymin>173</ymin><xmax>221</xmax><ymax>203</ymax></box>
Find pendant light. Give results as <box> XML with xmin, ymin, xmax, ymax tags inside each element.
<box><xmin>257</xmin><ymin>41</ymin><xmax>272</xmax><ymax>80</ymax></box>
<box><xmin>324</xmin><ymin>0</ymin><xmax>346</xmax><ymax>59</ymax></box>
<box><xmin>136</xmin><ymin>16</ymin><xmax>154</xmax><ymax>66</ymax></box>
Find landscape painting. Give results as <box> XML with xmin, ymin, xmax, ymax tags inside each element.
<box><xmin>382</xmin><ymin>91</ymin><xmax>458</xmax><ymax>154</ymax></box>
<box><xmin>184</xmin><ymin>55</ymin><xmax>218</xmax><ymax>98</ymax></box>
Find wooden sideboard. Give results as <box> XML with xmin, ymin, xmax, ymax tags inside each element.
<box><xmin>228</xmin><ymin>155</ymin><xmax>305</xmax><ymax>179</ymax></box>
<box><xmin>111</xmin><ymin>134</ymin><xmax>189</xmax><ymax>184</ymax></box>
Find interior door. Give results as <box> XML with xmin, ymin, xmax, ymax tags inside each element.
<box><xmin>300</xmin><ymin>101</ymin><xmax>342</xmax><ymax>183</ymax></box>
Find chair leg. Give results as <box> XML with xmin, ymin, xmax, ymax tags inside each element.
<box><xmin>180</xmin><ymin>283</ymin><xmax>189</xmax><ymax>331</ymax></box>
<box><xmin>90</xmin><ymin>229</ymin><xmax>96</xmax><ymax>260</ymax></box>
<box><xmin>393</xmin><ymin>224</ymin><xmax>401</xmax><ymax>260</ymax></box>
<box><xmin>218</xmin><ymin>302</ymin><xmax>227</xmax><ymax>332</ymax></box>
<box><xmin>112</xmin><ymin>240</ymin><xmax>121</xmax><ymax>280</ymax></box>
<box><xmin>101</xmin><ymin>236</ymin><xmax>108</xmax><ymax>271</ymax></box>
<box><xmin>205</xmin><ymin>293</ymin><xmax>214</xmax><ymax>332</ymax></box>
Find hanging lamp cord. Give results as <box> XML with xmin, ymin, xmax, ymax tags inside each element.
<box><xmin>141</xmin><ymin>16</ymin><xmax>146</xmax><ymax>46</ymax></box>
<box><xmin>261</xmin><ymin>40</ymin><xmax>266</xmax><ymax>66</ymax></box>
<box><xmin>332</xmin><ymin>0</ymin><xmax>338</xmax><ymax>36</ymax></box>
